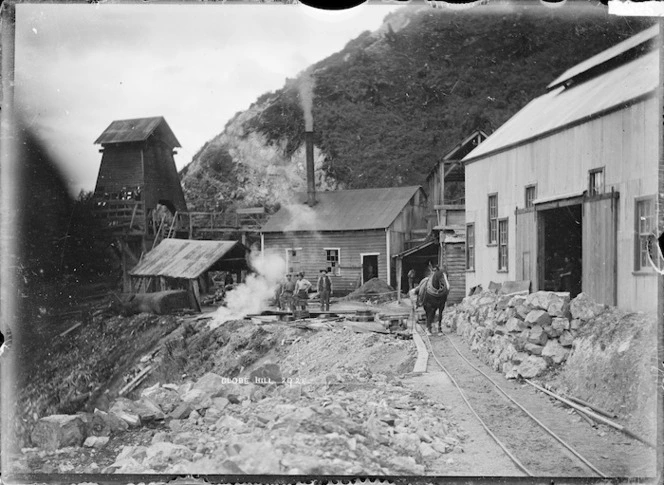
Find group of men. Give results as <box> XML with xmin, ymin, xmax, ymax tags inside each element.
<box><xmin>276</xmin><ymin>269</ymin><xmax>333</xmax><ymax>312</ymax></box>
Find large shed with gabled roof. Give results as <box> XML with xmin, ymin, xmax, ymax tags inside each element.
<box><xmin>462</xmin><ymin>25</ymin><xmax>659</xmax><ymax>313</ymax></box>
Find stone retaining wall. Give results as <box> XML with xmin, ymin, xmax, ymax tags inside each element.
<box><xmin>442</xmin><ymin>291</ymin><xmax>607</xmax><ymax>379</ymax></box>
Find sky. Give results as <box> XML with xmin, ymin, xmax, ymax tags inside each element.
<box><xmin>14</xmin><ymin>3</ymin><xmax>401</xmax><ymax>196</ymax></box>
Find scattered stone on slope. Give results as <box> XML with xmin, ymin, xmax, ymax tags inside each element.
<box><xmin>30</xmin><ymin>415</ymin><xmax>86</xmax><ymax>450</ymax></box>
<box><xmin>570</xmin><ymin>293</ymin><xmax>606</xmax><ymax>321</ymax></box>
<box><xmin>517</xmin><ymin>356</ymin><xmax>549</xmax><ymax>378</ymax></box>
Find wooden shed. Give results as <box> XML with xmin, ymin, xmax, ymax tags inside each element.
<box><xmin>93</xmin><ymin>116</ymin><xmax>187</xmax><ymax>215</ymax></box>
<box><xmin>462</xmin><ymin>26</ymin><xmax>659</xmax><ymax>313</ymax></box>
<box><xmin>260</xmin><ymin>186</ymin><xmax>428</xmax><ymax>295</ymax></box>
<box><xmin>129</xmin><ymin>239</ymin><xmax>249</xmax><ymax>311</ymax></box>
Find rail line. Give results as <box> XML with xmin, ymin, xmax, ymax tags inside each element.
<box><xmin>415</xmin><ymin>324</ymin><xmax>608</xmax><ymax>478</ymax></box>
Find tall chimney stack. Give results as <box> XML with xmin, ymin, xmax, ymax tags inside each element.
<box><xmin>306</xmin><ymin>130</ymin><xmax>316</xmax><ymax>207</ymax></box>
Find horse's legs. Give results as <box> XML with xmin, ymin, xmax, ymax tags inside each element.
<box><xmin>438</xmin><ymin>299</ymin><xmax>447</xmax><ymax>332</ymax></box>
<box><xmin>424</xmin><ymin>306</ymin><xmax>433</xmax><ymax>333</ymax></box>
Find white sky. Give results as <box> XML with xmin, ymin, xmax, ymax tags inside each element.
<box><xmin>14</xmin><ymin>3</ymin><xmax>401</xmax><ymax>196</ymax></box>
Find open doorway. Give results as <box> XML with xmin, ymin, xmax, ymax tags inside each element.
<box><xmin>361</xmin><ymin>254</ymin><xmax>379</xmax><ymax>284</ymax></box>
<box><xmin>540</xmin><ymin>204</ymin><xmax>582</xmax><ymax>297</ymax></box>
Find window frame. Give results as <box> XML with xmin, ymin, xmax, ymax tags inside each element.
<box><xmin>487</xmin><ymin>193</ymin><xmax>498</xmax><ymax>245</ymax></box>
<box><xmin>525</xmin><ymin>184</ymin><xmax>537</xmax><ymax>209</ymax></box>
<box><xmin>466</xmin><ymin>223</ymin><xmax>475</xmax><ymax>271</ymax></box>
<box><xmin>324</xmin><ymin>247</ymin><xmax>341</xmax><ymax>276</ymax></box>
<box><xmin>498</xmin><ymin>218</ymin><xmax>509</xmax><ymax>272</ymax></box>
<box><xmin>285</xmin><ymin>247</ymin><xmax>303</xmax><ymax>275</ymax></box>
<box><xmin>588</xmin><ymin>167</ymin><xmax>605</xmax><ymax>197</ymax></box>
<box><xmin>634</xmin><ymin>195</ymin><xmax>656</xmax><ymax>272</ymax></box>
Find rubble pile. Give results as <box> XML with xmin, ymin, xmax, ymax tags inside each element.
<box><xmin>443</xmin><ymin>291</ymin><xmax>608</xmax><ymax>379</ymax></box>
<box><xmin>15</xmin><ymin>366</ymin><xmax>465</xmax><ymax>475</ymax></box>
<box><xmin>343</xmin><ymin>278</ymin><xmax>397</xmax><ymax>304</ymax></box>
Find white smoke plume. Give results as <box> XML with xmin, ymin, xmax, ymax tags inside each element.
<box><xmin>298</xmin><ymin>68</ymin><xmax>316</xmax><ymax>131</ymax></box>
<box><xmin>208</xmin><ymin>249</ymin><xmax>287</xmax><ymax>329</ymax></box>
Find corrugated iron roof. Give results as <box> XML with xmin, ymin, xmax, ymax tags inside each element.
<box><xmin>393</xmin><ymin>239</ymin><xmax>437</xmax><ymax>259</ymax></box>
<box><xmin>95</xmin><ymin>116</ymin><xmax>181</xmax><ymax>147</ymax></box>
<box><xmin>129</xmin><ymin>239</ymin><xmax>244</xmax><ymax>279</ymax></box>
<box><xmin>548</xmin><ymin>25</ymin><xmax>658</xmax><ymax>90</ymax></box>
<box><xmin>261</xmin><ymin>186</ymin><xmax>423</xmax><ymax>233</ymax></box>
<box><xmin>464</xmin><ymin>47</ymin><xmax>658</xmax><ymax>163</ymax></box>
<box><xmin>426</xmin><ymin>129</ymin><xmax>489</xmax><ymax>181</ymax></box>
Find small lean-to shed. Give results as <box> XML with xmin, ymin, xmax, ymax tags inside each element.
<box><xmin>462</xmin><ymin>25</ymin><xmax>659</xmax><ymax>313</ymax></box>
<box><xmin>260</xmin><ymin>186</ymin><xmax>428</xmax><ymax>295</ymax></box>
<box><xmin>129</xmin><ymin>239</ymin><xmax>249</xmax><ymax>311</ymax></box>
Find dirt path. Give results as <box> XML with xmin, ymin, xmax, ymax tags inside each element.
<box><xmin>424</xmin><ymin>328</ymin><xmax>656</xmax><ymax>478</ymax></box>
<box><xmin>402</xmin><ymin>371</ymin><xmax>524</xmax><ymax>476</ymax></box>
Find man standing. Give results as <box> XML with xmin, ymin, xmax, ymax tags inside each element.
<box><xmin>317</xmin><ymin>269</ymin><xmax>332</xmax><ymax>312</ymax></box>
<box><xmin>281</xmin><ymin>274</ymin><xmax>296</xmax><ymax>312</ymax></box>
<box><xmin>407</xmin><ymin>268</ymin><xmax>416</xmax><ymax>292</ymax></box>
<box><xmin>294</xmin><ymin>272</ymin><xmax>312</xmax><ymax>310</ymax></box>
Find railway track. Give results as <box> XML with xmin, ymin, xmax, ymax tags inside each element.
<box><xmin>415</xmin><ymin>323</ymin><xmax>610</xmax><ymax>478</ymax></box>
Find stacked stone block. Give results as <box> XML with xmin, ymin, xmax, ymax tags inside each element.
<box><xmin>443</xmin><ymin>291</ymin><xmax>606</xmax><ymax>379</ymax></box>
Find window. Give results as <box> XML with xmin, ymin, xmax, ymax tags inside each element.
<box><xmin>325</xmin><ymin>248</ymin><xmax>340</xmax><ymax>275</ymax></box>
<box><xmin>525</xmin><ymin>185</ymin><xmax>537</xmax><ymax>209</ymax></box>
<box><xmin>589</xmin><ymin>168</ymin><xmax>604</xmax><ymax>197</ymax></box>
<box><xmin>498</xmin><ymin>218</ymin><xmax>508</xmax><ymax>271</ymax></box>
<box><xmin>635</xmin><ymin>197</ymin><xmax>655</xmax><ymax>270</ymax></box>
<box><xmin>286</xmin><ymin>248</ymin><xmax>302</xmax><ymax>274</ymax></box>
<box><xmin>466</xmin><ymin>224</ymin><xmax>475</xmax><ymax>271</ymax></box>
<box><xmin>488</xmin><ymin>194</ymin><xmax>498</xmax><ymax>244</ymax></box>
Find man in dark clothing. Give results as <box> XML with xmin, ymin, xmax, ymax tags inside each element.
<box><xmin>317</xmin><ymin>269</ymin><xmax>332</xmax><ymax>311</ymax></box>
<box><xmin>407</xmin><ymin>268</ymin><xmax>416</xmax><ymax>292</ymax></box>
<box><xmin>281</xmin><ymin>274</ymin><xmax>296</xmax><ymax>312</ymax></box>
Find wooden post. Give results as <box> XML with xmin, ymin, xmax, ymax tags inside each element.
<box><xmin>396</xmin><ymin>256</ymin><xmax>403</xmax><ymax>303</ymax></box>
<box><xmin>189</xmin><ymin>280</ymin><xmax>202</xmax><ymax>312</ymax></box>
<box><xmin>189</xmin><ymin>214</ymin><xmax>194</xmax><ymax>240</ymax></box>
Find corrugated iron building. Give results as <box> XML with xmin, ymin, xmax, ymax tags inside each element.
<box><xmin>260</xmin><ymin>186</ymin><xmax>428</xmax><ymax>295</ymax></box>
<box><xmin>462</xmin><ymin>25</ymin><xmax>659</xmax><ymax>313</ymax></box>
<box><xmin>93</xmin><ymin>116</ymin><xmax>187</xmax><ymax>214</ymax></box>
<box><xmin>129</xmin><ymin>239</ymin><xmax>249</xmax><ymax>311</ymax></box>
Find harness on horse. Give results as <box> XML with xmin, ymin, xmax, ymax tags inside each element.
<box><xmin>426</xmin><ymin>273</ymin><xmax>449</xmax><ymax>297</ymax></box>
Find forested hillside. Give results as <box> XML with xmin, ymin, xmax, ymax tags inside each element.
<box><xmin>180</xmin><ymin>4</ymin><xmax>653</xmax><ymax>212</ymax></box>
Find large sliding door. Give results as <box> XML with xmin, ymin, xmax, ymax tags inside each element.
<box><xmin>582</xmin><ymin>192</ymin><xmax>619</xmax><ymax>306</ymax></box>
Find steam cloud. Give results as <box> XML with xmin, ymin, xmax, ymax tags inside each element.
<box><xmin>298</xmin><ymin>69</ymin><xmax>316</xmax><ymax>132</ymax></box>
<box><xmin>209</xmin><ymin>249</ymin><xmax>287</xmax><ymax>329</ymax></box>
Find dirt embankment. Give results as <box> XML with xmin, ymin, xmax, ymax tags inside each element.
<box><xmin>550</xmin><ymin>308</ymin><xmax>658</xmax><ymax>440</ymax></box>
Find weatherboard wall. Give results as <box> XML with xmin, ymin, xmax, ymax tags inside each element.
<box><xmin>142</xmin><ymin>140</ymin><xmax>188</xmax><ymax>212</ymax></box>
<box><xmin>94</xmin><ymin>140</ymin><xmax>187</xmax><ymax>213</ymax></box>
<box><xmin>262</xmin><ymin>230</ymin><xmax>388</xmax><ymax>296</ymax></box>
<box><xmin>464</xmin><ymin>96</ymin><xmax>658</xmax><ymax>313</ymax></box>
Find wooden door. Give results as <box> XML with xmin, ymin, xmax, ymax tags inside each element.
<box><xmin>515</xmin><ymin>210</ymin><xmax>537</xmax><ymax>291</ymax></box>
<box><xmin>582</xmin><ymin>193</ymin><xmax>619</xmax><ymax>306</ymax></box>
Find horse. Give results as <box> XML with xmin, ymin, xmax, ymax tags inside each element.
<box><xmin>416</xmin><ymin>269</ymin><xmax>449</xmax><ymax>333</ymax></box>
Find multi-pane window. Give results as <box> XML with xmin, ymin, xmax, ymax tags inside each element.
<box><xmin>498</xmin><ymin>218</ymin><xmax>508</xmax><ymax>271</ymax></box>
<box><xmin>325</xmin><ymin>248</ymin><xmax>340</xmax><ymax>275</ymax></box>
<box><xmin>286</xmin><ymin>248</ymin><xmax>302</xmax><ymax>274</ymax></box>
<box><xmin>589</xmin><ymin>168</ymin><xmax>604</xmax><ymax>197</ymax></box>
<box><xmin>466</xmin><ymin>224</ymin><xmax>475</xmax><ymax>271</ymax></box>
<box><xmin>525</xmin><ymin>185</ymin><xmax>537</xmax><ymax>209</ymax></box>
<box><xmin>635</xmin><ymin>197</ymin><xmax>655</xmax><ymax>270</ymax></box>
<box><xmin>488</xmin><ymin>194</ymin><xmax>498</xmax><ymax>244</ymax></box>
